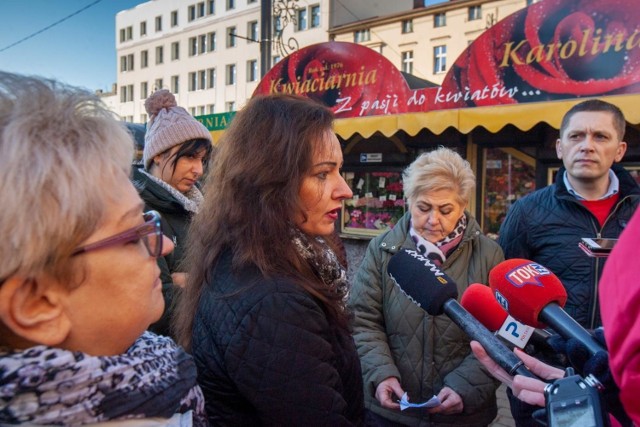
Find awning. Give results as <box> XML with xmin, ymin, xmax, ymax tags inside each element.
<box><xmin>333</xmin><ymin>93</ymin><xmax>640</xmax><ymax>140</ymax></box>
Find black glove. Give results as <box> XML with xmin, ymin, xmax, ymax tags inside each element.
<box><xmin>547</xmin><ymin>328</ymin><xmax>631</xmax><ymax>426</ymax></box>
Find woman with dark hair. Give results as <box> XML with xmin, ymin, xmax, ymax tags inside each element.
<box><xmin>173</xmin><ymin>94</ymin><xmax>364</xmax><ymax>425</ymax></box>
<box><xmin>132</xmin><ymin>89</ymin><xmax>213</xmax><ymax>337</ymax></box>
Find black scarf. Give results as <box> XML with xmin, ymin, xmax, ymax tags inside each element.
<box><xmin>0</xmin><ymin>332</ymin><xmax>207</xmax><ymax>426</ymax></box>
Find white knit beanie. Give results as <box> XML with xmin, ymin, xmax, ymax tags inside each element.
<box><xmin>143</xmin><ymin>89</ymin><xmax>212</xmax><ymax>170</ymax></box>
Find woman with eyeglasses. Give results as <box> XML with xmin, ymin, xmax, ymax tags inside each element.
<box><xmin>132</xmin><ymin>89</ymin><xmax>213</xmax><ymax>338</ymax></box>
<box><xmin>0</xmin><ymin>72</ymin><xmax>207</xmax><ymax>426</ymax></box>
<box><xmin>173</xmin><ymin>94</ymin><xmax>364</xmax><ymax>425</ymax></box>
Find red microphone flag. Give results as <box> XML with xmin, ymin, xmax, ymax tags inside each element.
<box><xmin>488</xmin><ymin>259</ymin><xmax>567</xmax><ymax>328</ymax></box>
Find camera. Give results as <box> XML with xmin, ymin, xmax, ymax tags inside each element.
<box><xmin>544</xmin><ymin>369</ymin><xmax>609</xmax><ymax>427</ymax></box>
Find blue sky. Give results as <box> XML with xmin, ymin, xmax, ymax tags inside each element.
<box><xmin>0</xmin><ymin>0</ymin><xmax>146</xmax><ymax>92</ymax></box>
<box><xmin>0</xmin><ymin>0</ymin><xmax>447</xmax><ymax>92</ymax></box>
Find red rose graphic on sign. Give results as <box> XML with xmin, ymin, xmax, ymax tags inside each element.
<box><xmin>254</xmin><ymin>42</ymin><xmax>411</xmax><ymax>118</ymax></box>
<box><xmin>439</xmin><ymin>0</ymin><xmax>640</xmax><ymax>108</ymax></box>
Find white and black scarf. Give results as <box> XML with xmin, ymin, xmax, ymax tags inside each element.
<box><xmin>409</xmin><ymin>214</ymin><xmax>467</xmax><ymax>265</ymax></box>
<box><xmin>291</xmin><ymin>229</ymin><xmax>350</xmax><ymax>306</ymax></box>
<box><xmin>0</xmin><ymin>332</ymin><xmax>207</xmax><ymax>426</ymax></box>
<box><xmin>138</xmin><ymin>169</ymin><xmax>204</xmax><ymax>214</ymax></box>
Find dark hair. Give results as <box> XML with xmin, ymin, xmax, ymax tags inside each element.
<box><xmin>153</xmin><ymin>138</ymin><xmax>213</xmax><ymax>177</ymax></box>
<box><xmin>560</xmin><ymin>99</ymin><xmax>626</xmax><ymax>141</ymax></box>
<box><xmin>173</xmin><ymin>94</ymin><xmax>346</xmax><ymax>349</ymax></box>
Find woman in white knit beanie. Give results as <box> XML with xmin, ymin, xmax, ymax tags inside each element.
<box><xmin>133</xmin><ymin>89</ymin><xmax>213</xmax><ymax>338</ymax></box>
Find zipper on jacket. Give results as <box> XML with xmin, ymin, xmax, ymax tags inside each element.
<box><xmin>588</xmin><ymin>195</ymin><xmax>632</xmax><ymax>329</ymax></box>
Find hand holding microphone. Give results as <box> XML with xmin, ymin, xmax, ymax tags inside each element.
<box><xmin>489</xmin><ymin>259</ymin><xmax>632</xmax><ymax>426</ymax></box>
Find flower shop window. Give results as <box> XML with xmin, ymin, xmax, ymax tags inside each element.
<box><xmin>341</xmin><ymin>171</ymin><xmax>405</xmax><ymax>237</ymax></box>
<box><xmin>481</xmin><ymin>147</ymin><xmax>536</xmax><ymax>239</ymax></box>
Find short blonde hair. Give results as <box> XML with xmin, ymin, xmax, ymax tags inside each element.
<box><xmin>403</xmin><ymin>146</ymin><xmax>476</xmax><ymax>208</ymax></box>
<box><xmin>0</xmin><ymin>72</ymin><xmax>133</xmax><ymax>284</ymax></box>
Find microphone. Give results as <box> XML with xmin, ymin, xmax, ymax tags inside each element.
<box><xmin>387</xmin><ymin>249</ymin><xmax>537</xmax><ymax>378</ymax></box>
<box><xmin>461</xmin><ymin>283</ymin><xmax>543</xmax><ymax>349</ymax></box>
<box><xmin>488</xmin><ymin>259</ymin><xmax>606</xmax><ymax>357</ymax></box>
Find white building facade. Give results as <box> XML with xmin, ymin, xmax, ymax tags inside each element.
<box><xmin>109</xmin><ymin>0</ymin><xmax>533</xmax><ymax>122</ymax></box>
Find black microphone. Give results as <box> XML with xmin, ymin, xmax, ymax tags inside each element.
<box><xmin>387</xmin><ymin>248</ymin><xmax>537</xmax><ymax>379</ymax></box>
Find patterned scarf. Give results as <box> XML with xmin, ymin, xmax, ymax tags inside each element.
<box><xmin>291</xmin><ymin>228</ymin><xmax>350</xmax><ymax>306</ymax></box>
<box><xmin>409</xmin><ymin>214</ymin><xmax>467</xmax><ymax>265</ymax></box>
<box><xmin>0</xmin><ymin>332</ymin><xmax>207</xmax><ymax>426</ymax></box>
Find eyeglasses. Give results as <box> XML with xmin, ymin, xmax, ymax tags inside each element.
<box><xmin>72</xmin><ymin>210</ymin><xmax>163</xmax><ymax>258</ymax></box>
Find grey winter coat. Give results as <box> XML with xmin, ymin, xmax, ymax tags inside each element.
<box><xmin>348</xmin><ymin>211</ymin><xmax>503</xmax><ymax>426</ymax></box>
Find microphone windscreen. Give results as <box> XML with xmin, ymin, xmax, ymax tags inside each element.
<box><xmin>387</xmin><ymin>248</ymin><xmax>458</xmax><ymax>315</ymax></box>
<box><xmin>460</xmin><ymin>283</ymin><xmax>508</xmax><ymax>332</ymax></box>
<box><xmin>488</xmin><ymin>259</ymin><xmax>567</xmax><ymax>328</ymax></box>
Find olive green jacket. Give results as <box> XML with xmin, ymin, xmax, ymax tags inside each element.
<box><xmin>348</xmin><ymin>211</ymin><xmax>503</xmax><ymax>426</ymax></box>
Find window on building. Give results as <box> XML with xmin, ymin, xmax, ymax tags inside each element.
<box><xmin>199</xmin><ymin>34</ymin><xmax>207</xmax><ymax>54</ymax></box>
<box><xmin>190</xmin><ymin>107</ymin><xmax>196</xmax><ymax>116</ymax></box>
<box><xmin>401</xmin><ymin>19</ymin><xmax>413</xmax><ymax>34</ymax></box>
<box><xmin>401</xmin><ymin>51</ymin><xmax>413</xmax><ymax>74</ymax></box>
<box><xmin>171</xmin><ymin>41</ymin><xmax>180</xmax><ymax>60</ymax></box>
<box><xmin>208</xmin><ymin>104</ymin><xmax>215</xmax><ymax>113</ymax></box>
<box><xmin>208</xmin><ymin>0</ymin><xmax>215</xmax><ymax>14</ymax></box>
<box><xmin>120</xmin><ymin>54</ymin><xmax>134</xmax><ymax>72</ymax></box>
<box><xmin>198</xmin><ymin>106</ymin><xmax>205</xmax><ymax>115</ymax></box>
<box><xmin>155</xmin><ymin>45</ymin><xmax>164</xmax><ymax>64</ymax></box>
<box><xmin>226</xmin><ymin>64</ymin><xmax>236</xmax><ymax>85</ymax></box>
<box><xmin>248</xmin><ymin>21</ymin><xmax>258</xmax><ymax>43</ymax></box>
<box><xmin>434</xmin><ymin>12</ymin><xmax>446</xmax><ymax>28</ymax></box>
<box><xmin>141</xmin><ymin>81</ymin><xmax>148</xmax><ymax>99</ymax></box>
<box><xmin>207</xmin><ymin>68</ymin><xmax>216</xmax><ymax>88</ymax></box>
<box><xmin>296</xmin><ymin>8</ymin><xmax>307</xmax><ymax>31</ymax></box>
<box><xmin>247</xmin><ymin>60</ymin><xmax>258</xmax><ymax>82</ymax></box>
<box><xmin>468</xmin><ymin>5</ymin><xmax>481</xmax><ymax>21</ymax></box>
<box><xmin>120</xmin><ymin>85</ymin><xmax>134</xmax><ymax>102</ymax></box>
<box><xmin>140</xmin><ymin>21</ymin><xmax>147</xmax><ymax>36</ymax></box>
<box><xmin>434</xmin><ymin>45</ymin><xmax>447</xmax><ymax>73</ymax></box>
<box><xmin>119</xmin><ymin>28</ymin><xmax>125</xmax><ymax>43</ymax></box>
<box><xmin>141</xmin><ymin>50</ymin><xmax>148</xmax><ymax>68</ymax></box>
<box><xmin>199</xmin><ymin>70</ymin><xmax>206</xmax><ymax>90</ymax></box>
<box><xmin>354</xmin><ymin>29</ymin><xmax>370</xmax><ymax>43</ymax></box>
<box><xmin>140</xmin><ymin>113</ymin><xmax>147</xmax><ymax>123</ymax></box>
<box><xmin>274</xmin><ymin>16</ymin><xmax>282</xmax><ymax>34</ymax></box>
<box><xmin>227</xmin><ymin>27</ymin><xmax>236</xmax><ymax>47</ymax></box>
<box><xmin>155</xmin><ymin>15</ymin><xmax>162</xmax><ymax>31</ymax></box>
<box><xmin>208</xmin><ymin>32</ymin><xmax>216</xmax><ymax>51</ymax></box>
<box><xmin>189</xmin><ymin>37</ymin><xmax>197</xmax><ymax>56</ymax></box>
<box><xmin>154</xmin><ymin>78</ymin><xmax>163</xmax><ymax>91</ymax></box>
<box><xmin>189</xmin><ymin>72</ymin><xmax>197</xmax><ymax>91</ymax></box>
<box><xmin>188</xmin><ymin>5</ymin><xmax>196</xmax><ymax>21</ymax></box>
<box><xmin>171</xmin><ymin>75</ymin><xmax>179</xmax><ymax>93</ymax></box>
<box><xmin>126</xmin><ymin>26</ymin><xmax>133</xmax><ymax>40</ymax></box>
<box><xmin>197</xmin><ymin>2</ymin><xmax>205</xmax><ymax>17</ymax></box>
<box><xmin>310</xmin><ymin>5</ymin><xmax>320</xmax><ymax>28</ymax></box>
<box><xmin>171</xmin><ymin>10</ymin><xmax>178</xmax><ymax>26</ymax></box>
<box><xmin>226</xmin><ymin>101</ymin><xmax>235</xmax><ymax>112</ymax></box>
<box><xmin>226</xmin><ymin>0</ymin><xmax>235</xmax><ymax>10</ymax></box>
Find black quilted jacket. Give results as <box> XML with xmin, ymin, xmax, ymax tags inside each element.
<box><xmin>192</xmin><ymin>250</ymin><xmax>364</xmax><ymax>426</ymax></box>
<box><xmin>498</xmin><ymin>164</ymin><xmax>640</xmax><ymax>329</ymax></box>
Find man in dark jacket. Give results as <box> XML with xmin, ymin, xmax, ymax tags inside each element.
<box><xmin>498</xmin><ymin>99</ymin><xmax>640</xmax><ymax>426</ymax></box>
